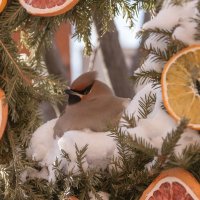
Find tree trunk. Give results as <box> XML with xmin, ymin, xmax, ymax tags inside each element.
<box><xmin>40</xmin><ymin>23</ymin><xmax>71</xmax><ymax>122</ymax></box>
<box><xmin>94</xmin><ymin>18</ymin><xmax>133</xmax><ymax>98</ymax></box>
<box><xmin>131</xmin><ymin>12</ymin><xmax>151</xmax><ymax>71</ymax></box>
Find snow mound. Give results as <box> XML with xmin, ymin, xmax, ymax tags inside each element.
<box><xmin>26</xmin><ymin>83</ymin><xmax>200</xmax><ymax>183</ymax></box>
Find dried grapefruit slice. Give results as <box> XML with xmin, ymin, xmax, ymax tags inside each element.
<box><xmin>0</xmin><ymin>0</ymin><xmax>7</xmax><ymax>13</ymax></box>
<box><xmin>161</xmin><ymin>45</ymin><xmax>200</xmax><ymax>130</ymax></box>
<box><xmin>140</xmin><ymin>168</ymin><xmax>200</xmax><ymax>200</ymax></box>
<box><xmin>19</xmin><ymin>0</ymin><xmax>79</xmax><ymax>17</ymax></box>
<box><xmin>0</xmin><ymin>89</ymin><xmax>8</xmax><ymax>140</ymax></box>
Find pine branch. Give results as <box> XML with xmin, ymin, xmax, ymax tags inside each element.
<box><xmin>0</xmin><ymin>0</ymin><xmax>199</xmax><ymax>199</ymax></box>
<box><xmin>2</xmin><ymin>127</ymin><xmax>45</xmax><ymax>200</ymax></box>
<box><xmin>169</xmin><ymin>143</ymin><xmax>200</xmax><ymax>169</ymax></box>
<box><xmin>0</xmin><ymin>1</ymin><xmax>28</xmax><ymax>29</ymax></box>
<box><xmin>0</xmin><ymin>165</ymin><xmax>10</xmax><ymax>199</ymax></box>
<box><xmin>137</xmin><ymin>28</ymin><xmax>172</xmax><ymax>42</ymax></box>
<box><xmin>110</xmin><ymin>128</ymin><xmax>135</xmax><ymax>171</ymax></box>
<box><xmin>144</xmin><ymin>44</ymin><xmax>170</xmax><ymax>62</ymax></box>
<box><xmin>0</xmin><ymin>39</ymin><xmax>31</xmax><ymax>85</ymax></box>
<box><xmin>121</xmin><ymin>112</ymin><xmax>136</xmax><ymax>128</ymax></box>
<box><xmin>106</xmin><ymin>128</ymin><xmax>157</xmax><ymax>199</ymax></box>
<box><xmin>161</xmin><ymin>118</ymin><xmax>188</xmax><ymax>157</ymax></box>
<box><xmin>137</xmin><ymin>92</ymin><xmax>157</xmax><ymax>119</ymax></box>
<box><xmin>75</xmin><ymin>144</ymin><xmax>88</xmax><ymax>174</ymax></box>
<box><xmin>167</xmin><ymin>39</ymin><xmax>187</xmax><ymax>55</ymax></box>
<box><xmin>128</xmin><ymin>134</ymin><xmax>158</xmax><ymax>157</ymax></box>
<box><xmin>74</xmin><ymin>146</ymin><xmax>102</xmax><ymax>198</ymax></box>
<box><xmin>150</xmin><ymin>119</ymin><xmax>189</xmax><ymax>174</ymax></box>
<box><xmin>0</xmin><ymin>0</ymin><xmax>157</xmax><ymax>55</ymax></box>
<box><xmin>137</xmin><ymin>27</ymin><xmax>186</xmax><ymax>65</ymax></box>
<box><xmin>131</xmin><ymin>69</ymin><xmax>161</xmax><ymax>87</ymax></box>
<box><xmin>170</xmin><ymin>0</ymin><xmax>192</xmax><ymax>6</ymax></box>
<box><xmin>110</xmin><ymin>128</ymin><xmax>158</xmax><ymax>170</ymax></box>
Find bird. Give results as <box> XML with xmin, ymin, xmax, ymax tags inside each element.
<box><xmin>53</xmin><ymin>71</ymin><xmax>130</xmax><ymax>138</ymax></box>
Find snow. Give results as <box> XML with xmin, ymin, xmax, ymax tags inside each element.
<box><xmin>126</xmin><ymin>88</ymin><xmax>200</xmax><ymax>154</ymax></box>
<box><xmin>172</xmin><ymin>17</ymin><xmax>198</xmax><ymax>45</ymax></box>
<box><xmin>89</xmin><ymin>191</ymin><xmax>110</xmax><ymax>200</ymax></box>
<box><xmin>138</xmin><ymin>54</ymin><xmax>165</xmax><ymax>72</ymax></box>
<box><xmin>25</xmin><ymin>83</ymin><xmax>200</xmax><ymax>183</ymax></box>
<box><xmin>25</xmin><ymin>0</ymin><xmax>200</xmax><ymax>193</ymax></box>
<box><xmin>143</xmin><ymin>1</ymin><xmax>198</xmax><ymax>32</ymax></box>
<box><xmin>143</xmin><ymin>0</ymin><xmax>200</xmax><ymax>46</ymax></box>
<box><xmin>135</xmin><ymin>0</ymin><xmax>200</xmax><ymax>91</ymax></box>
<box><xmin>26</xmin><ymin>118</ymin><xmax>59</xmax><ymax>165</ymax></box>
<box><xmin>58</xmin><ymin>129</ymin><xmax>116</xmax><ymax>174</ymax></box>
<box><xmin>144</xmin><ymin>34</ymin><xmax>168</xmax><ymax>52</ymax></box>
<box><xmin>26</xmin><ymin>118</ymin><xmax>116</xmax><ymax>182</ymax></box>
<box><xmin>121</xmin><ymin>83</ymin><xmax>157</xmax><ymax>122</ymax></box>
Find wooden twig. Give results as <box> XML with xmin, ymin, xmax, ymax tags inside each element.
<box><xmin>88</xmin><ymin>40</ymin><xmax>100</xmax><ymax>72</ymax></box>
<box><xmin>0</xmin><ymin>39</ymin><xmax>32</xmax><ymax>85</ymax></box>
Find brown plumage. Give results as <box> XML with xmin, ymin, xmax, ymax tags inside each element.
<box><xmin>53</xmin><ymin>71</ymin><xmax>130</xmax><ymax>138</ymax></box>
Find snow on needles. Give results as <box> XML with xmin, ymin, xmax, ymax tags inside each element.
<box><xmin>26</xmin><ymin>119</ymin><xmax>116</xmax><ymax>182</ymax></box>
<box><xmin>25</xmin><ymin>1</ymin><xmax>200</xmax><ymax>195</ymax></box>
<box><xmin>144</xmin><ymin>0</ymin><xmax>200</xmax><ymax>45</ymax></box>
<box><xmin>135</xmin><ymin>0</ymin><xmax>200</xmax><ymax>92</ymax></box>
<box><xmin>26</xmin><ymin>87</ymin><xmax>200</xmax><ymax>183</ymax></box>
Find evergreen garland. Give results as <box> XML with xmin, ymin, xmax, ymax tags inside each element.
<box><xmin>0</xmin><ymin>0</ymin><xmax>200</xmax><ymax>199</ymax></box>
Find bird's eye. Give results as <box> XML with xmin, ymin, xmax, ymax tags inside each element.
<box><xmin>83</xmin><ymin>87</ymin><xmax>91</xmax><ymax>95</ymax></box>
<box><xmin>83</xmin><ymin>83</ymin><xmax>93</xmax><ymax>95</ymax></box>
<box><xmin>74</xmin><ymin>83</ymin><xmax>93</xmax><ymax>95</ymax></box>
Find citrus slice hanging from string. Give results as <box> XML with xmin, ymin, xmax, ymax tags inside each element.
<box><xmin>19</xmin><ymin>0</ymin><xmax>79</xmax><ymax>17</ymax></box>
<box><xmin>161</xmin><ymin>45</ymin><xmax>200</xmax><ymax>130</ymax></box>
<box><xmin>0</xmin><ymin>0</ymin><xmax>7</xmax><ymax>13</ymax></box>
<box><xmin>140</xmin><ymin>168</ymin><xmax>200</xmax><ymax>200</ymax></box>
<box><xmin>0</xmin><ymin>89</ymin><xmax>8</xmax><ymax>140</ymax></box>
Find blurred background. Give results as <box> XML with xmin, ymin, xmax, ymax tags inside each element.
<box><xmin>46</xmin><ymin>10</ymin><xmax>149</xmax><ymax>94</ymax></box>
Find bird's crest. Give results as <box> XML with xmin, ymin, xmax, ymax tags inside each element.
<box><xmin>71</xmin><ymin>71</ymin><xmax>97</xmax><ymax>91</ymax></box>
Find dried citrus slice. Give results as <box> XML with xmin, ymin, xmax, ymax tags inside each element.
<box><xmin>19</xmin><ymin>0</ymin><xmax>79</xmax><ymax>17</ymax></box>
<box><xmin>0</xmin><ymin>0</ymin><xmax>7</xmax><ymax>13</ymax></box>
<box><xmin>161</xmin><ymin>45</ymin><xmax>200</xmax><ymax>130</ymax></box>
<box><xmin>140</xmin><ymin>168</ymin><xmax>200</xmax><ymax>200</ymax></box>
<box><xmin>0</xmin><ymin>89</ymin><xmax>8</xmax><ymax>140</ymax></box>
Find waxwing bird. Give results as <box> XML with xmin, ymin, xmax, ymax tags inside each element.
<box><xmin>53</xmin><ymin>71</ymin><xmax>130</xmax><ymax>138</ymax></box>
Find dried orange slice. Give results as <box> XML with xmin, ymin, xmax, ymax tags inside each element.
<box><xmin>19</xmin><ymin>0</ymin><xmax>79</xmax><ymax>17</ymax></box>
<box><xmin>161</xmin><ymin>45</ymin><xmax>200</xmax><ymax>130</ymax></box>
<box><xmin>0</xmin><ymin>0</ymin><xmax>7</xmax><ymax>13</ymax></box>
<box><xmin>0</xmin><ymin>89</ymin><xmax>8</xmax><ymax>140</ymax></box>
<box><xmin>140</xmin><ymin>168</ymin><xmax>200</xmax><ymax>200</ymax></box>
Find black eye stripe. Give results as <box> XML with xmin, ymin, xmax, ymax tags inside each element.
<box><xmin>68</xmin><ymin>95</ymin><xmax>81</xmax><ymax>105</ymax></box>
<box><xmin>72</xmin><ymin>83</ymin><xmax>94</xmax><ymax>95</ymax></box>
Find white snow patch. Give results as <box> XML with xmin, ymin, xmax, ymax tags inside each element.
<box><xmin>144</xmin><ymin>34</ymin><xmax>168</xmax><ymax>52</ymax></box>
<box><xmin>121</xmin><ymin>83</ymin><xmax>157</xmax><ymax>123</ymax></box>
<box><xmin>57</xmin><ymin>129</ymin><xmax>116</xmax><ymax>174</ymax></box>
<box><xmin>26</xmin><ymin>118</ymin><xmax>116</xmax><ymax>182</ymax></box>
<box><xmin>172</xmin><ymin>17</ymin><xmax>199</xmax><ymax>45</ymax></box>
<box><xmin>89</xmin><ymin>191</ymin><xmax>110</xmax><ymax>200</ymax></box>
<box><xmin>140</xmin><ymin>0</ymin><xmax>200</xmax><ymax>66</ymax></box>
<box><xmin>25</xmin><ymin>79</ymin><xmax>200</xmax><ymax>182</ymax></box>
<box><xmin>143</xmin><ymin>1</ymin><xmax>198</xmax><ymax>31</ymax></box>
<box><xmin>125</xmin><ymin>89</ymin><xmax>200</xmax><ymax>153</ymax></box>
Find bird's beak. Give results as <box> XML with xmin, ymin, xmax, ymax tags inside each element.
<box><xmin>65</xmin><ymin>89</ymin><xmax>83</xmax><ymax>98</ymax></box>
